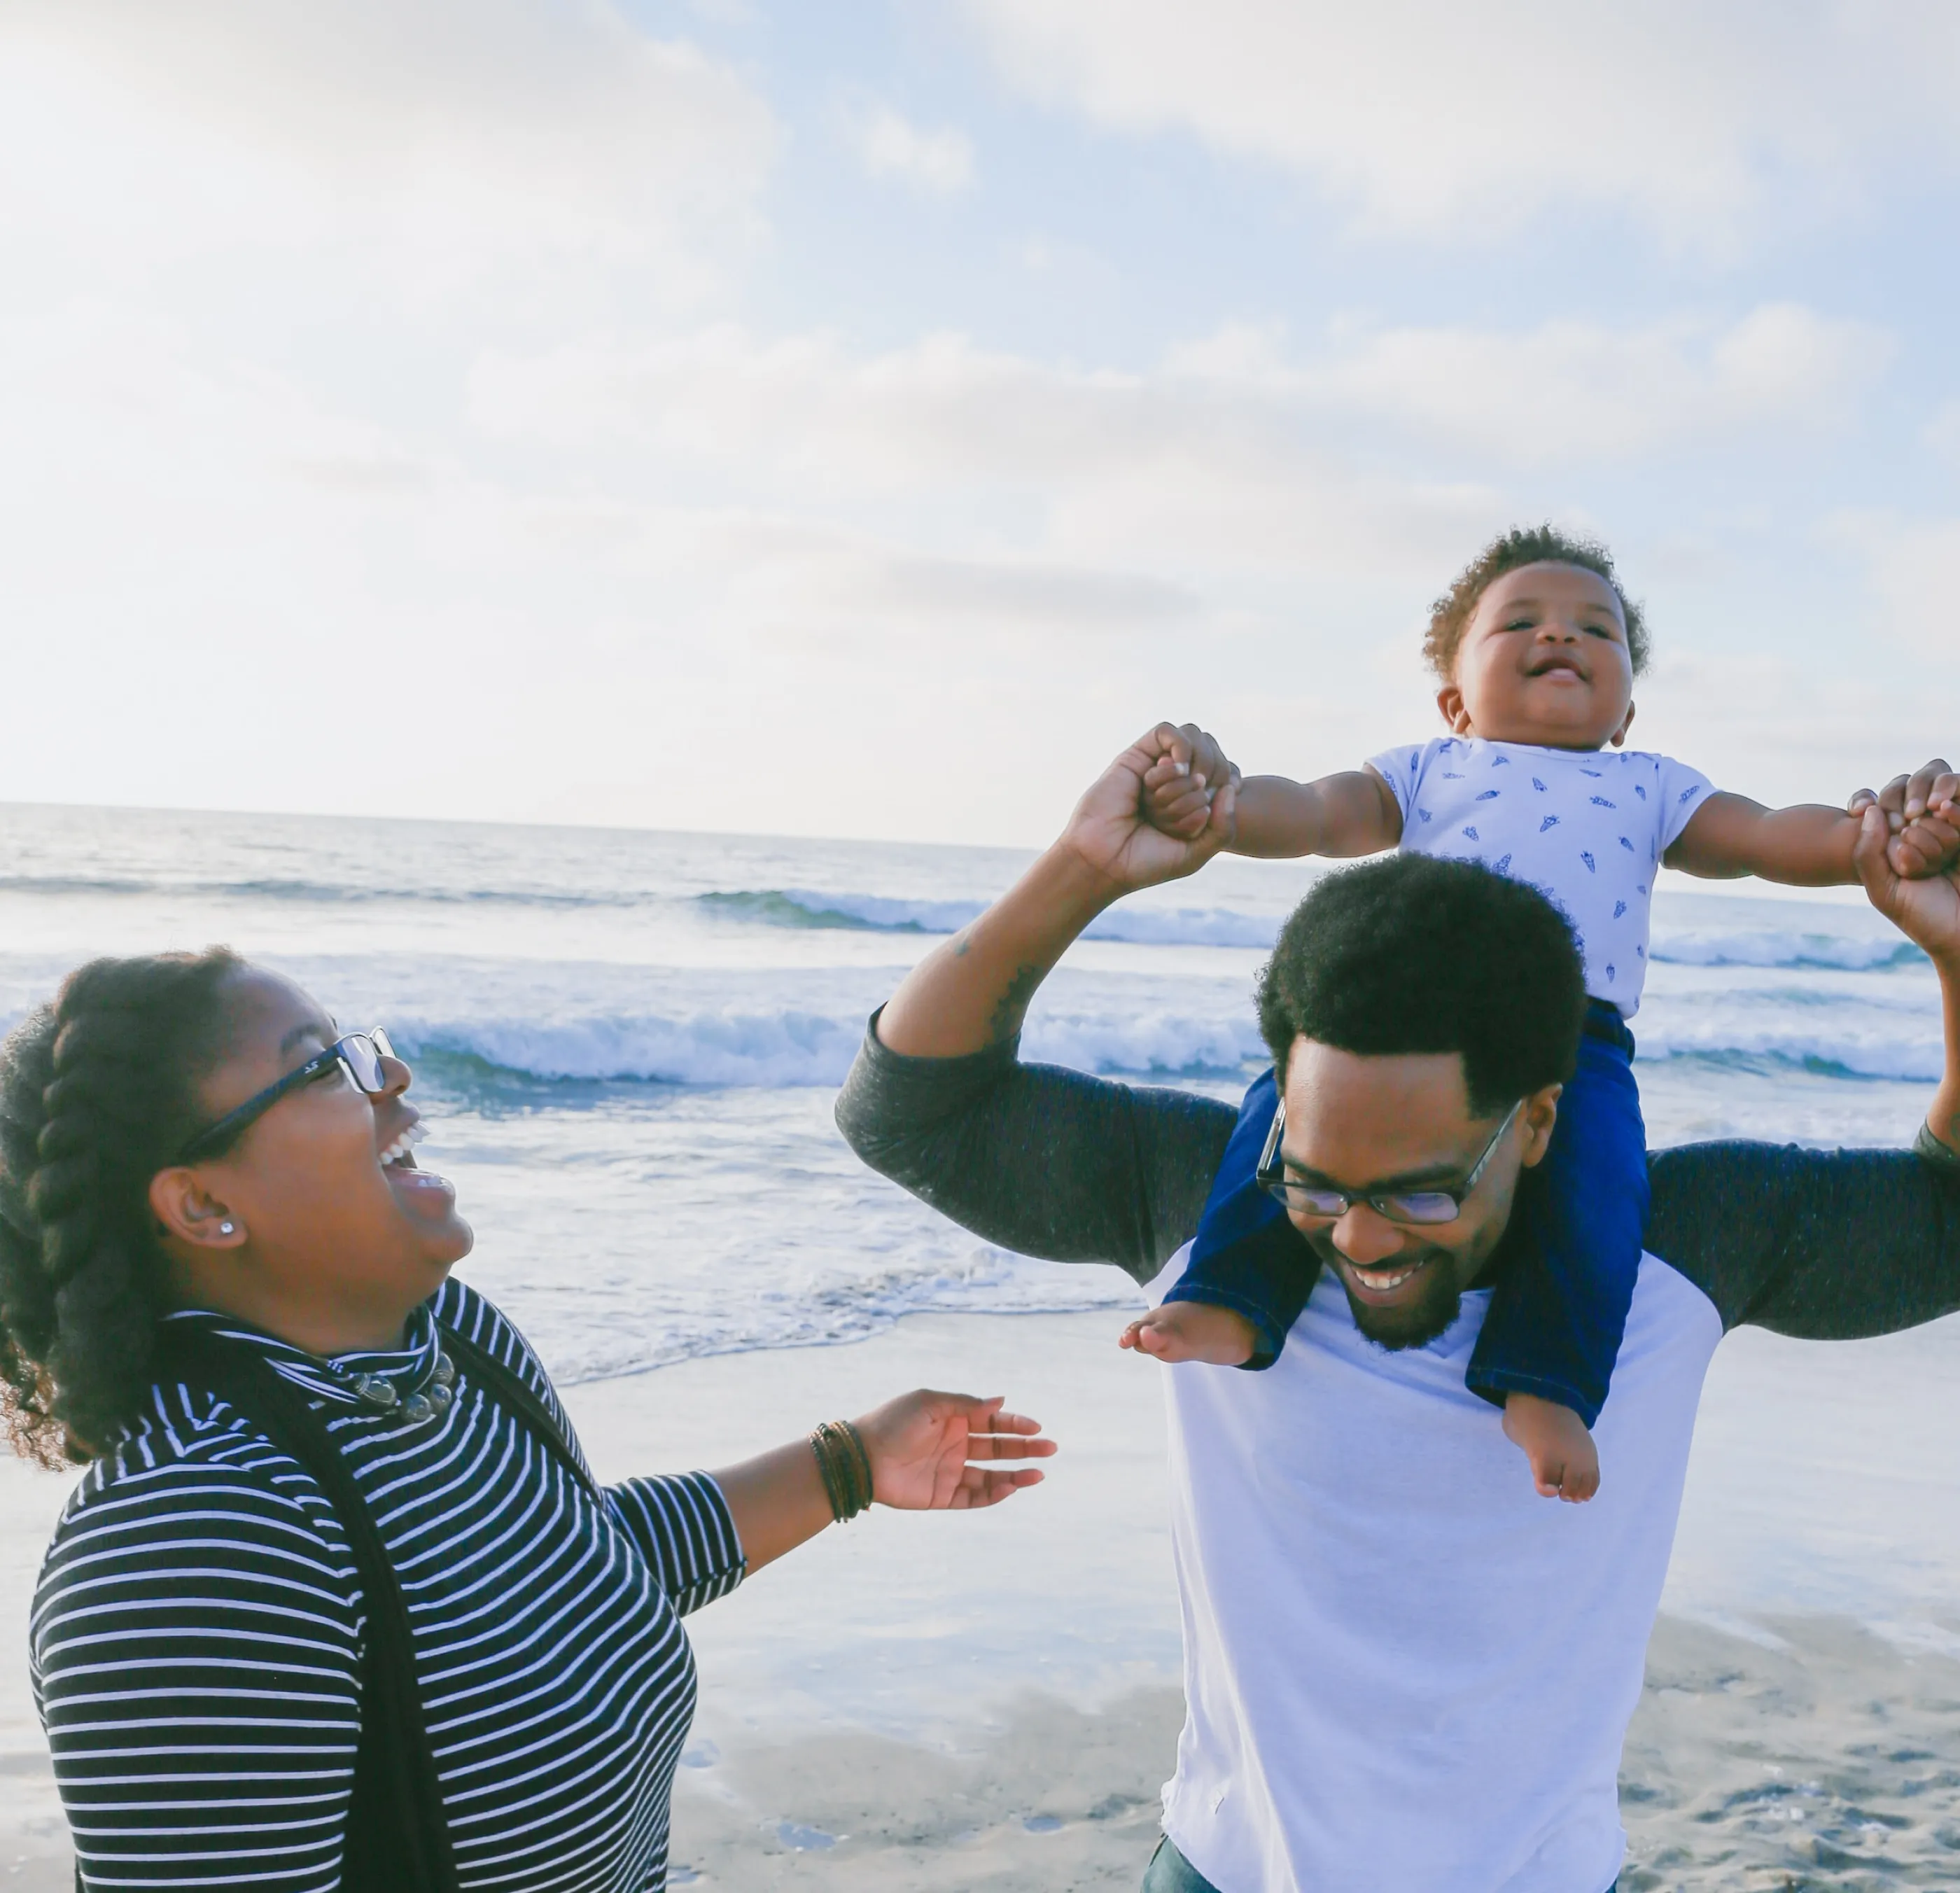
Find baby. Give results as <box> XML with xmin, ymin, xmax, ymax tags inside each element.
<box><xmin>1124</xmin><ymin>524</ymin><xmax>1960</xmax><ymax>1501</ymax></box>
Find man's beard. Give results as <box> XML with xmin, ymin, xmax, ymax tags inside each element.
<box><xmin>1306</xmin><ymin>1234</ymin><xmax>1467</xmax><ymax>1352</ymax></box>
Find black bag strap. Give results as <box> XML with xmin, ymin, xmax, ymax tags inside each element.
<box><xmin>155</xmin><ymin>1322</ymin><xmax>460</xmax><ymax>1893</ymax></box>
<box><xmin>115</xmin><ymin>1319</ymin><xmax>603</xmax><ymax>1893</ymax></box>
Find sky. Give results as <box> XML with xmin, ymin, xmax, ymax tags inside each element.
<box><xmin>2</xmin><ymin>0</ymin><xmax>1957</xmax><ymax>846</ymax></box>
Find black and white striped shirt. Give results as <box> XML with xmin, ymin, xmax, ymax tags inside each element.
<box><xmin>31</xmin><ymin>1278</ymin><xmax>745</xmax><ymax>1891</ymax></box>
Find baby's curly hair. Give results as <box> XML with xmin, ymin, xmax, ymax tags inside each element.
<box><xmin>1424</xmin><ymin>524</ymin><xmax>1648</xmax><ymax>684</ymax></box>
<box><xmin>0</xmin><ymin>949</ymin><xmax>240</xmax><ymax>1466</ymax></box>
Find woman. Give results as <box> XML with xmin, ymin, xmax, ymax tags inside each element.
<box><xmin>0</xmin><ymin>949</ymin><xmax>1052</xmax><ymax>1892</ymax></box>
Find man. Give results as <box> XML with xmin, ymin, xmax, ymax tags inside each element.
<box><xmin>834</xmin><ymin>730</ymin><xmax>1960</xmax><ymax>1893</ymax></box>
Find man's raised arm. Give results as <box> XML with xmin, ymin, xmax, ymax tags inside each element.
<box><xmin>835</xmin><ymin>729</ymin><xmax>1244</xmax><ymax>1285</ymax></box>
<box><xmin>877</xmin><ymin>727</ymin><xmax>1238</xmax><ymax>1058</ymax></box>
<box><xmin>1648</xmin><ymin>784</ymin><xmax>1960</xmax><ymax>1336</ymax></box>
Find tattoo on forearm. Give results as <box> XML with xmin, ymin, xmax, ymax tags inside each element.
<box><xmin>952</xmin><ymin>932</ymin><xmax>970</xmax><ymax>958</ymax></box>
<box><xmin>988</xmin><ymin>963</ymin><xmax>1042</xmax><ymax>1043</ymax></box>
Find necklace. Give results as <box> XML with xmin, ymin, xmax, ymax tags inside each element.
<box><xmin>328</xmin><ymin>1346</ymin><xmax>457</xmax><ymax>1425</ymax></box>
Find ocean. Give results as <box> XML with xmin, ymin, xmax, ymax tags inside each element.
<box><xmin>0</xmin><ymin>801</ymin><xmax>1944</xmax><ymax>1390</ymax></box>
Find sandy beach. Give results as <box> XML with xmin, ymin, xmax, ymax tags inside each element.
<box><xmin>3</xmin><ymin>1305</ymin><xmax>1959</xmax><ymax>1889</ymax></box>
<box><xmin>647</xmin><ymin>1613</ymin><xmax>1960</xmax><ymax>1892</ymax></box>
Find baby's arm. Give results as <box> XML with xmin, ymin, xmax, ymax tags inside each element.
<box><xmin>1140</xmin><ymin>722</ymin><xmax>1403</xmax><ymax>858</ymax></box>
<box><xmin>1233</xmin><ymin>770</ymin><xmax>1406</xmax><ymax>858</ymax></box>
<box><xmin>1667</xmin><ymin>761</ymin><xmax>1958</xmax><ymax>886</ymax></box>
<box><xmin>1666</xmin><ymin>793</ymin><xmax>1865</xmax><ymax>886</ymax></box>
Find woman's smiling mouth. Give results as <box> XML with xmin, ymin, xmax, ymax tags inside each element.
<box><xmin>379</xmin><ymin>1122</ymin><xmax>454</xmax><ymax>1199</ymax></box>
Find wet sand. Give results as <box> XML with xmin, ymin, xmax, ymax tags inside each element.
<box><xmin>664</xmin><ymin>1615</ymin><xmax>1960</xmax><ymax>1890</ymax></box>
<box><xmin>1621</xmin><ymin>1614</ymin><xmax>1960</xmax><ymax>1889</ymax></box>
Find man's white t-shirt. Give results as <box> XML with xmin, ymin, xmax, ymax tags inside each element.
<box><xmin>1367</xmin><ymin>739</ymin><xmax>1716</xmax><ymax>1015</ymax></box>
<box><xmin>1149</xmin><ymin>1244</ymin><xmax>1723</xmax><ymax>1893</ymax></box>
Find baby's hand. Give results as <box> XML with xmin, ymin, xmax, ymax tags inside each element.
<box><xmin>1139</xmin><ymin>721</ymin><xmax>1240</xmax><ymax>841</ymax></box>
<box><xmin>1119</xmin><ymin>1301</ymin><xmax>1260</xmax><ymax>1366</ymax></box>
<box><xmin>1850</xmin><ymin>760</ymin><xmax>1959</xmax><ymax>880</ymax></box>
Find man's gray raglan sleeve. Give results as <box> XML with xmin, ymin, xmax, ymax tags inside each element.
<box><xmin>832</xmin><ymin>1012</ymin><xmax>1238</xmax><ymax>1288</ymax></box>
<box><xmin>1644</xmin><ymin>1128</ymin><xmax>1960</xmax><ymax>1337</ymax></box>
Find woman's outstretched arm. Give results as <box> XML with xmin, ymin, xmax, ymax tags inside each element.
<box><xmin>710</xmin><ymin>1390</ymin><xmax>1055</xmax><ymax>1574</ymax></box>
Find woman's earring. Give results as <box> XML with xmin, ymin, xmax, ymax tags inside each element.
<box><xmin>218</xmin><ymin>1221</ymin><xmax>236</xmax><ymax>1236</ymax></box>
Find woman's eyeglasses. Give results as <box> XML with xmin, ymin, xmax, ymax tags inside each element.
<box><xmin>1254</xmin><ymin>1096</ymin><xmax>1523</xmax><ymax>1227</ymax></box>
<box><xmin>176</xmin><ymin>1030</ymin><xmax>397</xmax><ymax>1165</ymax></box>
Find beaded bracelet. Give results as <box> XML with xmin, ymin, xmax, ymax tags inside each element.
<box><xmin>809</xmin><ymin>1419</ymin><xmax>875</xmax><ymax>1523</ymax></box>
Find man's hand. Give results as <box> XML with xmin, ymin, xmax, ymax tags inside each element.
<box><xmin>1852</xmin><ymin>792</ymin><xmax>1960</xmax><ymax>965</ymax></box>
<box><xmin>1141</xmin><ymin>721</ymin><xmax>1242</xmax><ymax>841</ymax></box>
<box><xmin>854</xmin><ymin>1392</ymin><xmax>1055</xmax><ymax>1510</ymax></box>
<box><xmin>1849</xmin><ymin>760</ymin><xmax>1959</xmax><ymax>880</ymax></box>
<box><xmin>1062</xmin><ymin>724</ymin><xmax>1240</xmax><ymax>896</ymax></box>
<box><xmin>877</xmin><ymin>725</ymin><xmax>1241</xmax><ymax>1061</ymax></box>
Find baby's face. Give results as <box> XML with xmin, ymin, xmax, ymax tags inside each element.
<box><xmin>1441</xmin><ymin>562</ymin><xmax>1635</xmax><ymax>750</ymax></box>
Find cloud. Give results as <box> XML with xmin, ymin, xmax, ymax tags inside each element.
<box><xmin>1926</xmin><ymin>403</ymin><xmax>1960</xmax><ymax>466</ymax></box>
<box><xmin>470</xmin><ymin>302</ymin><xmax>1884</xmax><ymax>525</ymax></box>
<box><xmin>849</xmin><ymin>104</ymin><xmax>976</xmax><ymax>195</ymax></box>
<box><xmin>0</xmin><ymin>0</ymin><xmax>777</xmax><ymax>311</ymax></box>
<box><xmin>466</xmin><ymin>323</ymin><xmax>1511</xmax><ymax>582</ymax></box>
<box><xmin>823</xmin><ymin>554</ymin><xmax>1196</xmax><ymax>634</ymax></box>
<box><xmin>1833</xmin><ymin>510</ymin><xmax>1960</xmax><ymax>662</ymax></box>
<box><xmin>959</xmin><ymin>0</ymin><xmax>1960</xmax><ymax>242</ymax></box>
<box><xmin>0</xmin><ymin>277</ymin><xmax>1484</xmax><ymax>837</ymax></box>
<box><xmin>0</xmin><ymin>3</ymin><xmax>788</xmax><ymax>821</ymax></box>
<box><xmin>0</xmin><ymin>275</ymin><xmax>1918</xmax><ymax>841</ymax></box>
<box><xmin>0</xmin><ymin>4</ymin><xmax>1933</xmax><ymax>844</ymax></box>
<box><xmin>1168</xmin><ymin>306</ymin><xmax>1892</xmax><ymax>466</ymax></box>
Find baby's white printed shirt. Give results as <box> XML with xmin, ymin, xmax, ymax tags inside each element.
<box><xmin>1367</xmin><ymin>737</ymin><xmax>1716</xmax><ymax>1014</ymax></box>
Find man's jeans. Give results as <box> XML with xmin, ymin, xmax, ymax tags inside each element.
<box><xmin>1141</xmin><ymin>1836</ymin><xmax>1219</xmax><ymax>1892</ymax></box>
<box><xmin>1139</xmin><ymin>1836</ymin><xmax>1619</xmax><ymax>1892</ymax></box>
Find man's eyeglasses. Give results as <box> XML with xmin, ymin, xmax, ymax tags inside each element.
<box><xmin>176</xmin><ymin>1030</ymin><xmax>397</xmax><ymax>1165</ymax></box>
<box><xmin>1254</xmin><ymin>1096</ymin><xmax>1524</xmax><ymax>1227</ymax></box>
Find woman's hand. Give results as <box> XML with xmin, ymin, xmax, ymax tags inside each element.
<box><xmin>855</xmin><ymin>1390</ymin><xmax>1055</xmax><ymax>1510</ymax></box>
<box><xmin>712</xmin><ymin>1392</ymin><xmax>1055</xmax><ymax>1573</ymax></box>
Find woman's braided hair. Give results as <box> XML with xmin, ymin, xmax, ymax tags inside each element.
<box><xmin>0</xmin><ymin>949</ymin><xmax>241</xmax><ymax>1466</ymax></box>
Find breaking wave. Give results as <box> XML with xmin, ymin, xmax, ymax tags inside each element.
<box><xmin>703</xmin><ymin>888</ymin><xmax>1929</xmax><ymax>965</ymax></box>
<box><xmin>702</xmin><ymin>888</ymin><xmax>1280</xmax><ymax>949</ymax></box>
<box><xmin>383</xmin><ymin>1002</ymin><xmax>1939</xmax><ymax>1089</ymax></box>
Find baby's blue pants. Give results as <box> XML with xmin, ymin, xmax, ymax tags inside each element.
<box><xmin>1164</xmin><ymin>1000</ymin><xmax>1646</xmax><ymax>1427</ymax></box>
